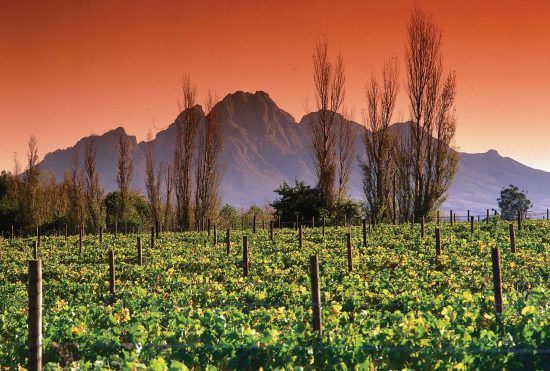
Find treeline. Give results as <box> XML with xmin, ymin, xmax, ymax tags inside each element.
<box><xmin>0</xmin><ymin>82</ymin><xmax>250</xmax><ymax>235</ymax></box>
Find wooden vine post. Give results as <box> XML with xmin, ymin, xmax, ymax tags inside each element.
<box><xmin>486</xmin><ymin>209</ymin><xmax>490</xmax><ymax>224</ymax></box>
<box><xmin>33</xmin><ymin>240</ymin><xmax>38</xmax><ymax>260</ymax></box>
<box><xmin>298</xmin><ymin>224</ymin><xmax>303</xmax><ymax>249</ymax></box>
<box><xmin>150</xmin><ymin>227</ymin><xmax>155</xmax><ymax>249</ymax></box>
<box><xmin>420</xmin><ymin>216</ymin><xmax>425</xmax><ymax>238</ymax></box>
<box><xmin>28</xmin><ymin>259</ymin><xmax>42</xmax><ymax>371</ymax></box>
<box><xmin>269</xmin><ymin>220</ymin><xmax>274</xmax><ymax>241</ymax></box>
<box><xmin>109</xmin><ymin>250</ymin><xmax>116</xmax><ymax>297</ymax></box>
<box><xmin>253</xmin><ymin>215</ymin><xmax>256</xmax><ymax>234</ymax></box>
<box><xmin>137</xmin><ymin>237</ymin><xmax>142</xmax><ymax>265</ymax></box>
<box><xmin>322</xmin><ymin>217</ymin><xmax>325</xmax><ymax>236</ymax></box>
<box><xmin>491</xmin><ymin>248</ymin><xmax>504</xmax><ymax>314</ymax></box>
<box><xmin>213</xmin><ymin>224</ymin><xmax>217</xmax><ymax>245</ymax></box>
<box><xmin>435</xmin><ymin>228</ymin><xmax>442</xmax><ymax>256</ymax></box>
<box><xmin>226</xmin><ymin>228</ymin><xmax>231</xmax><ymax>255</ymax></box>
<box><xmin>99</xmin><ymin>225</ymin><xmax>103</xmax><ymax>243</ymax></box>
<box><xmin>517</xmin><ymin>210</ymin><xmax>522</xmax><ymax>231</ymax></box>
<box><xmin>79</xmin><ymin>226</ymin><xmax>83</xmax><ymax>254</ymax></box>
<box><xmin>346</xmin><ymin>233</ymin><xmax>353</xmax><ymax>272</ymax></box>
<box><xmin>310</xmin><ymin>255</ymin><xmax>322</xmax><ymax>335</ymax></box>
<box><xmin>509</xmin><ymin>223</ymin><xmax>517</xmax><ymax>253</ymax></box>
<box><xmin>449</xmin><ymin>210</ymin><xmax>453</xmax><ymax>226</ymax></box>
<box><xmin>470</xmin><ymin>216</ymin><xmax>474</xmax><ymax>234</ymax></box>
<box><xmin>242</xmin><ymin>236</ymin><xmax>249</xmax><ymax>277</ymax></box>
<box><xmin>362</xmin><ymin>218</ymin><xmax>367</xmax><ymax>247</ymax></box>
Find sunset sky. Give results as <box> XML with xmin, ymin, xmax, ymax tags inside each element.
<box><xmin>1</xmin><ymin>0</ymin><xmax>550</xmax><ymax>172</ymax></box>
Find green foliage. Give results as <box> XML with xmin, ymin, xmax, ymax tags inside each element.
<box><xmin>498</xmin><ymin>185</ymin><xmax>532</xmax><ymax>221</ymax></box>
<box><xmin>218</xmin><ymin>204</ymin><xmax>240</xmax><ymax>228</ymax></box>
<box><xmin>0</xmin><ymin>219</ymin><xmax>548</xmax><ymax>368</ymax></box>
<box><xmin>271</xmin><ymin>179</ymin><xmax>324</xmax><ymax>222</ymax></box>
<box><xmin>105</xmin><ymin>191</ymin><xmax>150</xmax><ymax>228</ymax></box>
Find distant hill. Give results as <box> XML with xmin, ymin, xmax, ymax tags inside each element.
<box><xmin>38</xmin><ymin>90</ymin><xmax>550</xmax><ymax>213</ymax></box>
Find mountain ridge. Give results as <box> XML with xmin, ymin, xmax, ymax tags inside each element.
<box><xmin>37</xmin><ymin>90</ymin><xmax>550</xmax><ymax>213</ymax></box>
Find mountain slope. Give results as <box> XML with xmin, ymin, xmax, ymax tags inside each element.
<box><xmin>38</xmin><ymin>90</ymin><xmax>550</xmax><ymax>212</ymax></box>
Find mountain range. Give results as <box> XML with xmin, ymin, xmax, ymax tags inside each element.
<box><xmin>38</xmin><ymin>90</ymin><xmax>550</xmax><ymax>214</ymax></box>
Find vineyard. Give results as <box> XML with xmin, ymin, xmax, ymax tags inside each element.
<box><xmin>0</xmin><ymin>218</ymin><xmax>548</xmax><ymax>369</ymax></box>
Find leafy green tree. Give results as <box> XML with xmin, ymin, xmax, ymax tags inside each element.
<box><xmin>218</xmin><ymin>204</ymin><xmax>239</xmax><ymax>228</ymax></box>
<box><xmin>497</xmin><ymin>185</ymin><xmax>532</xmax><ymax>221</ymax></box>
<box><xmin>271</xmin><ymin>179</ymin><xmax>324</xmax><ymax>223</ymax></box>
<box><xmin>105</xmin><ymin>191</ymin><xmax>150</xmax><ymax>230</ymax></box>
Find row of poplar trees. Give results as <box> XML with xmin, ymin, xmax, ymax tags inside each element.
<box><xmin>308</xmin><ymin>8</ymin><xmax>458</xmax><ymax>224</ymax></box>
<box><xmin>2</xmin><ymin>78</ymin><xmax>223</xmax><ymax>234</ymax></box>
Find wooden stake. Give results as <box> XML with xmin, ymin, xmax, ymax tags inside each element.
<box><xmin>269</xmin><ymin>220</ymin><xmax>273</xmax><ymax>241</ymax></box>
<box><xmin>362</xmin><ymin>218</ymin><xmax>367</xmax><ymax>247</ymax></box>
<box><xmin>298</xmin><ymin>224</ymin><xmax>303</xmax><ymax>249</ymax></box>
<box><xmin>470</xmin><ymin>216</ymin><xmax>474</xmax><ymax>234</ymax></box>
<box><xmin>346</xmin><ymin>233</ymin><xmax>353</xmax><ymax>272</ymax></box>
<box><xmin>242</xmin><ymin>236</ymin><xmax>249</xmax><ymax>277</ymax></box>
<box><xmin>33</xmin><ymin>240</ymin><xmax>38</xmax><ymax>260</ymax></box>
<box><xmin>28</xmin><ymin>260</ymin><xmax>42</xmax><ymax>371</ymax></box>
<box><xmin>137</xmin><ymin>237</ymin><xmax>142</xmax><ymax>265</ymax></box>
<box><xmin>150</xmin><ymin>226</ymin><xmax>155</xmax><ymax>249</ymax></box>
<box><xmin>213</xmin><ymin>224</ymin><xmax>217</xmax><ymax>245</ymax></box>
<box><xmin>435</xmin><ymin>228</ymin><xmax>442</xmax><ymax>256</ymax></box>
<box><xmin>310</xmin><ymin>255</ymin><xmax>322</xmax><ymax>335</ymax></box>
<box><xmin>226</xmin><ymin>227</ymin><xmax>231</xmax><ymax>254</ymax></box>
<box><xmin>491</xmin><ymin>248</ymin><xmax>503</xmax><ymax>314</ymax></box>
<box><xmin>253</xmin><ymin>215</ymin><xmax>256</xmax><ymax>234</ymax></box>
<box><xmin>109</xmin><ymin>250</ymin><xmax>115</xmax><ymax>296</ymax></box>
<box><xmin>420</xmin><ymin>216</ymin><xmax>425</xmax><ymax>238</ymax></box>
<box><xmin>509</xmin><ymin>223</ymin><xmax>516</xmax><ymax>253</ymax></box>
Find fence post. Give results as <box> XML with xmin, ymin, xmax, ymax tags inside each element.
<box><xmin>486</xmin><ymin>209</ymin><xmax>490</xmax><ymax>224</ymax></box>
<box><xmin>450</xmin><ymin>210</ymin><xmax>453</xmax><ymax>226</ymax></box>
<box><xmin>435</xmin><ymin>228</ymin><xmax>442</xmax><ymax>256</ymax></box>
<box><xmin>226</xmin><ymin>228</ymin><xmax>231</xmax><ymax>254</ymax></box>
<box><xmin>28</xmin><ymin>259</ymin><xmax>42</xmax><ymax>371</ymax></box>
<box><xmin>242</xmin><ymin>236</ymin><xmax>249</xmax><ymax>277</ymax></box>
<box><xmin>467</xmin><ymin>210</ymin><xmax>470</xmax><ymax>222</ymax></box>
<box><xmin>420</xmin><ymin>216</ymin><xmax>425</xmax><ymax>238</ymax></box>
<box><xmin>114</xmin><ymin>222</ymin><xmax>118</xmax><ymax>237</ymax></box>
<box><xmin>312</xmin><ymin>216</ymin><xmax>315</xmax><ymax>228</ymax></box>
<box><xmin>509</xmin><ymin>223</ymin><xmax>516</xmax><ymax>253</ymax></box>
<box><xmin>310</xmin><ymin>255</ymin><xmax>322</xmax><ymax>335</ymax></box>
<box><xmin>208</xmin><ymin>219</ymin><xmax>211</xmax><ymax>236</ymax></box>
<box><xmin>278</xmin><ymin>215</ymin><xmax>281</xmax><ymax>229</ymax></box>
<box><xmin>155</xmin><ymin>221</ymin><xmax>160</xmax><ymax>239</ymax></box>
<box><xmin>269</xmin><ymin>220</ymin><xmax>274</xmax><ymax>241</ymax></box>
<box><xmin>517</xmin><ymin>210</ymin><xmax>522</xmax><ymax>231</ymax></box>
<box><xmin>470</xmin><ymin>216</ymin><xmax>474</xmax><ymax>234</ymax></box>
<box><xmin>150</xmin><ymin>227</ymin><xmax>155</xmax><ymax>249</ymax></box>
<box><xmin>99</xmin><ymin>225</ymin><xmax>103</xmax><ymax>243</ymax></box>
<box><xmin>547</xmin><ymin>209</ymin><xmax>549</xmax><ymax>220</ymax></box>
<box><xmin>137</xmin><ymin>237</ymin><xmax>142</xmax><ymax>265</ymax></box>
<box><xmin>347</xmin><ymin>233</ymin><xmax>353</xmax><ymax>272</ymax></box>
<box><xmin>11</xmin><ymin>225</ymin><xmax>14</xmax><ymax>239</ymax></box>
<box><xmin>298</xmin><ymin>224</ymin><xmax>303</xmax><ymax>249</ymax></box>
<box><xmin>253</xmin><ymin>215</ymin><xmax>256</xmax><ymax>234</ymax></box>
<box><xmin>109</xmin><ymin>250</ymin><xmax>115</xmax><ymax>297</ymax></box>
<box><xmin>491</xmin><ymin>248</ymin><xmax>503</xmax><ymax>314</ymax></box>
<box><xmin>322</xmin><ymin>217</ymin><xmax>325</xmax><ymax>236</ymax></box>
<box><xmin>362</xmin><ymin>219</ymin><xmax>367</xmax><ymax>247</ymax></box>
<box><xmin>33</xmin><ymin>240</ymin><xmax>38</xmax><ymax>260</ymax></box>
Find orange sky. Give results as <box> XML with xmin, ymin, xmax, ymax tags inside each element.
<box><xmin>1</xmin><ymin>0</ymin><xmax>550</xmax><ymax>172</ymax></box>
